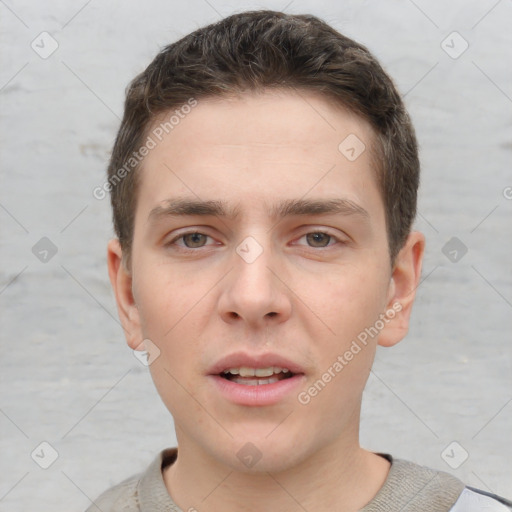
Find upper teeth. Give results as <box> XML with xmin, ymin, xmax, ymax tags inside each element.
<box><xmin>222</xmin><ymin>366</ymin><xmax>290</xmax><ymax>377</ymax></box>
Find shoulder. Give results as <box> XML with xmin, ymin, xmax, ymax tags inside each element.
<box><xmin>364</xmin><ymin>456</ymin><xmax>465</xmax><ymax>511</ymax></box>
<box><xmin>84</xmin><ymin>448</ymin><xmax>179</xmax><ymax>512</ymax></box>
<box><xmin>84</xmin><ymin>473</ymin><xmax>141</xmax><ymax>512</ymax></box>
<box><xmin>363</xmin><ymin>456</ymin><xmax>512</xmax><ymax>511</ymax></box>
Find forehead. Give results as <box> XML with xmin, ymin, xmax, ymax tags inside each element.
<box><xmin>146</xmin><ymin>88</ymin><xmax>377</xmax><ymax>159</ymax></box>
<box><xmin>136</xmin><ymin>89</ymin><xmax>382</xmax><ymax>223</ymax></box>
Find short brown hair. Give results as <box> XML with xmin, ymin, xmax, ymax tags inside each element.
<box><xmin>107</xmin><ymin>10</ymin><xmax>419</xmax><ymax>269</ymax></box>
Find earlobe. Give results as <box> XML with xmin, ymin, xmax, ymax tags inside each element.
<box><xmin>107</xmin><ymin>238</ymin><xmax>142</xmax><ymax>349</ymax></box>
<box><xmin>378</xmin><ymin>231</ymin><xmax>425</xmax><ymax>348</ymax></box>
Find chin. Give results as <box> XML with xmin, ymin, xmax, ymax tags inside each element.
<box><xmin>209</xmin><ymin>434</ymin><xmax>309</xmax><ymax>474</ymax></box>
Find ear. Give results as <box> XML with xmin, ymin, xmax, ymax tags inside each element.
<box><xmin>107</xmin><ymin>238</ymin><xmax>143</xmax><ymax>350</ymax></box>
<box><xmin>378</xmin><ymin>231</ymin><xmax>425</xmax><ymax>348</ymax></box>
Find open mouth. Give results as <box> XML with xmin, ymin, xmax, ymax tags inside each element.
<box><xmin>210</xmin><ymin>361</ymin><xmax>305</xmax><ymax>405</ymax></box>
<box><xmin>219</xmin><ymin>366</ymin><xmax>295</xmax><ymax>386</ymax></box>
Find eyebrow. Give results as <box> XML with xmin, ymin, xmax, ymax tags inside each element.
<box><xmin>147</xmin><ymin>197</ymin><xmax>369</xmax><ymax>224</ymax></box>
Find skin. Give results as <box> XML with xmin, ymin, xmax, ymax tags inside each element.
<box><xmin>107</xmin><ymin>88</ymin><xmax>425</xmax><ymax>512</ymax></box>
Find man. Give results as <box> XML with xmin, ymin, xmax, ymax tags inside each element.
<box><xmin>89</xmin><ymin>10</ymin><xmax>511</xmax><ymax>511</ymax></box>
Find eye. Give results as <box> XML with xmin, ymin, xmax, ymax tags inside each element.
<box><xmin>167</xmin><ymin>231</ymin><xmax>214</xmax><ymax>250</ymax></box>
<box><xmin>296</xmin><ymin>231</ymin><xmax>341</xmax><ymax>248</ymax></box>
<box><xmin>166</xmin><ymin>229</ymin><xmax>345</xmax><ymax>253</ymax></box>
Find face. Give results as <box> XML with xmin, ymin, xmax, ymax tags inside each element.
<box><xmin>108</xmin><ymin>89</ymin><xmax>424</xmax><ymax>473</ymax></box>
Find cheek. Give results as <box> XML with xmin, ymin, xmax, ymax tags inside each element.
<box><xmin>148</xmin><ymin>357</ymin><xmax>204</xmax><ymax>427</ymax></box>
<box><xmin>304</xmin><ymin>263</ymin><xmax>389</xmax><ymax>338</ymax></box>
<box><xmin>132</xmin><ymin>261</ymin><xmax>194</xmax><ymax>339</ymax></box>
<box><xmin>132</xmin><ymin>278</ymin><xmax>203</xmax><ymax>418</ymax></box>
<box><xmin>300</xmin><ymin>262</ymin><xmax>388</xmax><ymax>401</ymax></box>
<box><xmin>299</xmin><ymin>323</ymin><xmax>377</xmax><ymax>433</ymax></box>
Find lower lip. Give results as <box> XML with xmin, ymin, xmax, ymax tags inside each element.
<box><xmin>208</xmin><ymin>374</ymin><xmax>306</xmax><ymax>406</ymax></box>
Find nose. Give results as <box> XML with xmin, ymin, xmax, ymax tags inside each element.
<box><xmin>217</xmin><ymin>237</ymin><xmax>292</xmax><ymax>330</ymax></box>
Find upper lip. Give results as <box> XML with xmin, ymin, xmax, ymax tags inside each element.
<box><xmin>208</xmin><ymin>351</ymin><xmax>305</xmax><ymax>375</ymax></box>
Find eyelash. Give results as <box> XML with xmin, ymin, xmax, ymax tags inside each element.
<box><xmin>166</xmin><ymin>229</ymin><xmax>344</xmax><ymax>253</ymax></box>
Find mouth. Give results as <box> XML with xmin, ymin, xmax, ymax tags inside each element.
<box><xmin>208</xmin><ymin>353</ymin><xmax>306</xmax><ymax>406</ymax></box>
<box><xmin>210</xmin><ymin>371</ymin><xmax>304</xmax><ymax>406</ymax></box>
<box><xmin>218</xmin><ymin>366</ymin><xmax>295</xmax><ymax>386</ymax></box>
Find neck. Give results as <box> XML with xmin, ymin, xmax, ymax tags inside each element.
<box><xmin>163</xmin><ymin>430</ymin><xmax>390</xmax><ymax>512</ymax></box>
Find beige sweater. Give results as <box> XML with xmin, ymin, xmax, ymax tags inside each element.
<box><xmin>85</xmin><ymin>448</ymin><xmax>507</xmax><ymax>511</ymax></box>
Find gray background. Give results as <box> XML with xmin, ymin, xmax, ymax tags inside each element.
<box><xmin>1</xmin><ymin>0</ymin><xmax>511</xmax><ymax>510</ymax></box>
